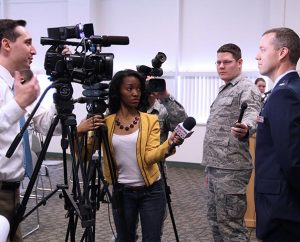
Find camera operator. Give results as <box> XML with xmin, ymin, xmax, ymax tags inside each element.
<box><xmin>136</xmin><ymin>53</ymin><xmax>188</xmax><ymax>241</ymax></box>
<box><xmin>137</xmin><ymin>52</ymin><xmax>187</xmax><ymax>135</ymax></box>
<box><xmin>0</xmin><ymin>19</ymin><xmax>61</xmax><ymax>242</ymax></box>
<box><xmin>141</xmin><ymin>76</ymin><xmax>187</xmax><ymax>240</ymax></box>
<box><xmin>146</xmin><ymin>76</ymin><xmax>188</xmax><ymax>150</ymax></box>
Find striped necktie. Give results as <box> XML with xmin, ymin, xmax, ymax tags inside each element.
<box><xmin>19</xmin><ymin>115</ymin><xmax>33</xmax><ymax>178</ymax></box>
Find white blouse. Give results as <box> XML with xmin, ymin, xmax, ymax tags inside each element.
<box><xmin>112</xmin><ymin>129</ymin><xmax>145</xmax><ymax>186</ymax></box>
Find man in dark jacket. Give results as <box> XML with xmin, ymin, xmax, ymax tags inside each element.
<box><xmin>255</xmin><ymin>27</ymin><xmax>300</xmax><ymax>242</ymax></box>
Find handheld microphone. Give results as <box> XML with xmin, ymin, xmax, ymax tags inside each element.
<box><xmin>264</xmin><ymin>90</ymin><xmax>271</xmax><ymax>96</ymax></box>
<box><xmin>237</xmin><ymin>102</ymin><xmax>248</xmax><ymax>123</ymax></box>
<box><xmin>19</xmin><ymin>69</ymin><xmax>33</xmax><ymax>84</ymax></box>
<box><xmin>262</xmin><ymin>90</ymin><xmax>272</xmax><ymax>102</ymax></box>
<box><xmin>167</xmin><ymin>117</ymin><xmax>196</xmax><ymax>155</ymax></box>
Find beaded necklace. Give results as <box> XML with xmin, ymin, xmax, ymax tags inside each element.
<box><xmin>115</xmin><ymin>116</ymin><xmax>139</xmax><ymax>131</ymax></box>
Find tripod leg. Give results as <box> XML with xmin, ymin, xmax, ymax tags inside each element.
<box><xmin>67</xmin><ymin>122</ymin><xmax>98</xmax><ymax>242</ymax></box>
<box><xmin>159</xmin><ymin>161</ymin><xmax>180</xmax><ymax>242</ymax></box>
<box><xmin>10</xmin><ymin>115</ymin><xmax>60</xmax><ymax>241</ymax></box>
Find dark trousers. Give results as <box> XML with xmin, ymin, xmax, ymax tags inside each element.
<box><xmin>0</xmin><ymin>188</ymin><xmax>23</xmax><ymax>242</ymax></box>
<box><xmin>113</xmin><ymin>180</ymin><xmax>166</xmax><ymax>242</ymax></box>
<box><xmin>260</xmin><ymin>220</ymin><xmax>300</xmax><ymax>242</ymax></box>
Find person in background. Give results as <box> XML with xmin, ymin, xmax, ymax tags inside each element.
<box><xmin>0</xmin><ymin>19</ymin><xmax>60</xmax><ymax>242</ymax></box>
<box><xmin>146</xmin><ymin>77</ymin><xmax>188</xmax><ymax>144</ymax></box>
<box><xmin>146</xmin><ymin>77</ymin><xmax>187</xmax><ymax>156</ymax></box>
<box><xmin>202</xmin><ymin>43</ymin><xmax>261</xmax><ymax>242</ymax></box>
<box><xmin>146</xmin><ymin>90</ymin><xmax>168</xmax><ymax>141</ymax></box>
<box><xmin>132</xmin><ymin>77</ymin><xmax>187</xmax><ymax>240</ymax></box>
<box><xmin>255</xmin><ymin>27</ymin><xmax>300</xmax><ymax>242</ymax></box>
<box><xmin>254</xmin><ymin>77</ymin><xmax>266</xmax><ymax>95</ymax></box>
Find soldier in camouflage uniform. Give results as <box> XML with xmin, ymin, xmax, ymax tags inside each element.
<box><xmin>202</xmin><ymin>43</ymin><xmax>261</xmax><ymax>242</ymax></box>
<box><xmin>146</xmin><ymin>90</ymin><xmax>188</xmax><ymax>179</ymax></box>
<box><xmin>147</xmin><ymin>97</ymin><xmax>169</xmax><ymax>143</ymax></box>
<box><xmin>160</xmin><ymin>94</ymin><xmax>188</xmax><ymax>138</ymax></box>
<box><xmin>148</xmin><ymin>91</ymin><xmax>188</xmax><ymax>144</ymax></box>
<box><xmin>145</xmin><ymin>80</ymin><xmax>187</xmax><ymax>239</ymax></box>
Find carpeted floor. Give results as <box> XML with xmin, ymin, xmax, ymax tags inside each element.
<box><xmin>19</xmin><ymin>160</ymin><xmax>257</xmax><ymax>242</ymax></box>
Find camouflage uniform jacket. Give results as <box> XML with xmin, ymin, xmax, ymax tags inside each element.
<box><xmin>148</xmin><ymin>96</ymin><xmax>188</xmax><ymax>143</ymax></box>
<box><xmin>160</xmin><ymin>95</ymin><xmax>188</xmax><ymax>135</ymax></box>
<box><xmin>147</xmin><ymin>99</ymin><xmax>169</xmax><ymax>143</ymax></box>
<box><xmin>202</xmin><ymin>75</ymin><xmax>261</xmax><ymax>170</ymax></box>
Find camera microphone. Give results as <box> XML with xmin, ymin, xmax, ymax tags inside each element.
<box><xmin>167</xmin><ymin>117</ymin><xmax>196</xmax><ymax>156</ymax></box>
<box><xmin>90</xmin><ymin>35</ymin><xmax>129</xmax><ymax>46</ymax></box>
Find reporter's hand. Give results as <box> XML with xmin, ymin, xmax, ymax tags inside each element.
<box><xmin>14</xmin><ymin>71</ymin><xmax>40</xmax><ymax>109</ymax></box>
<box><xmin>231</xmin><ymin>122</ymin><xmax>249</xmax><ymax>139</ymax></box>
<box><xmin>77</xmin><ymin>115</ymin><xmax>104</xmax><ymax>134</ymax></box>
<box><xmin>168</xmin><ymin>131</ymin><xmax>184</xmax><ymax>146</ymax></box>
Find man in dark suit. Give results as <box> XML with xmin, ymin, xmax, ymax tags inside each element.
<box><xmin>255</xmin><ymin>27</ymin><xmax>300</xmax><ymax>241</ymax></box>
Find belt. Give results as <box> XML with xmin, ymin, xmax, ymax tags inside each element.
<box><xmin>122</xmin><ymin>184</ymin><xmax>147</xmax><ymax>192</ymax></box>
<box><xmin>0</xmin><ymin>181</ymin><xmax>20</xmax><ymax>191</ymax></box>
<box><xmin>121</xmin><ymin>179</ymin><xmax>162</xmax><ymax>192</ymax></box>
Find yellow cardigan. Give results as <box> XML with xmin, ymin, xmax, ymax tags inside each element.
<box><xmin>102</xmin><ymin>112</ymin><xmax>171</xmax><ymax>186</ymax></box>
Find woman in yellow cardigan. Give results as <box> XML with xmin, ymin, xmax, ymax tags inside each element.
<box><xmin>100</xmin><ymin>69</ymin><xmax>182</xmax><ymax>242</ymax></box>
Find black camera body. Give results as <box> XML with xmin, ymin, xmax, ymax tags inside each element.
<box><xmin>41</xmin><ymin>23</ymin><xmax>122</xmax><ymax>83</ymax></box>
<box><xmin>43</xmin><ymin>51</ymin><xmax>114</xmax><ymax>82</ymax></box>
<box><xmin>147</xmin><ymin>78</ymin><xmax>166</xmax><ymax>93</ymax></box>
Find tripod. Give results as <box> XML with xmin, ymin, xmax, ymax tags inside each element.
<box><xmin>8</xmin><ymin>80</ymin><xmax>115</xmax><ymax>242</ymax></box>
<box><xmin>159</xmin><ymin>160</ymin><xmax>180</xmax><ymax>242</ymax></box>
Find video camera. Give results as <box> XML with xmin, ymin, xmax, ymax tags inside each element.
<box><xmin>41</xmin><ymin>23</ymin><xmax>129</xmax><ymax>115</ymax></box>
<box><xmin>137</xmin><ymin>52</ymin><xmax>167</xmax><ymax>93</ymax></box>
<box><xmin>136</xmin><ymin>52</ymin><xmax>166</xmax><ymax>77</ymax></box>
<box><xmin>41</xmin><ymin>23</ymin><xmax>129</xmax><ymax>83</ymax></box>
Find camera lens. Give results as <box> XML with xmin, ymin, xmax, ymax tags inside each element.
<box><xmin>151</xmin><ymin>52</ymin><xmax>167</xmax><ymax>68</ymax></box>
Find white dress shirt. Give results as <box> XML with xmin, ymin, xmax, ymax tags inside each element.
<box><xmin>273</xmin><ymin>70</ymin><xmax>297</xmax><ymax>87</ymax></box>
<box><xmin>0</xmin><ymin>65</ymin><xmax>60</xmax><ymax>181</ymax></box>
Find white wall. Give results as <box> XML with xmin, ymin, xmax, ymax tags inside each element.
<box><xmin>166</xmin><ymin>124</ymin><xmax>206</xmax><ymax>163</ymax></box>
<box><xmin>1</xmin><ymin>0</ymin><xmax>300</xmax><ymax>163</ymax></box>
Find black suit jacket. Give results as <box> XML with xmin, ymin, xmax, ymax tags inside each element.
<box><xmin>255</xmin><ymin>71</ymin><xmax>300</xmax><ymax>239</ymax></box>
